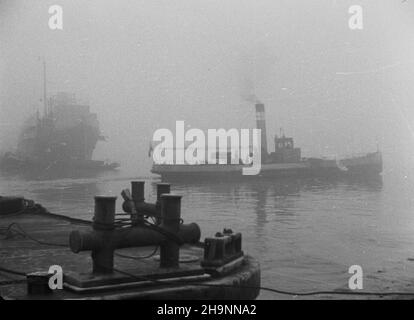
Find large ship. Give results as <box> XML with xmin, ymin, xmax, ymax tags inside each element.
<box><xmin>0</xmin><ymin>62</ymin><xmax>119</xmax><ymax>176</ymax></box>
<box><xmin>151</xmin><ymin>103</ymin><xmax>382</xmax><ymax>181</ymax></box>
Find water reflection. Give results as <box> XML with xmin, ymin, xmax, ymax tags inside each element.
<box><xmin>0</xmin><ymin>167</ymin><xmax>121</xmax><ymax>181</ymax></box>
<box><xmin>1</xmin><ymin>172</ymin><xmax>397</xmax><ymax>298</ymax></box>
<box><xmin>31</xmin><ymin>181</ymin><xmax>100</xmax><ymax>204</ymax></box>
<box><xmin>149</xmin><ymin>176</ymin><xmax>381</xmax><ymax>276</ymax></box>
<box><xmin>151</xmin><ymin>176</ymin><xmax>383</xmax><ymax>240</ymax></box>
<box><xmin>27</xmin><ymin>181</ymin><xmax>101</xmax><ymax>217</ymax></box>
<box><xmin>156</xmin><ymin>175</ymin><xmax>383</xmax><ymax>210</ymax></box>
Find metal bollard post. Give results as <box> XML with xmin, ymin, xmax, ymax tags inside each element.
<box><xmin>156</xmin><ymin>183</ymin><xmax>171</xmax><ymax>203</ymax></box>
<box><xmin>130</xmin><ymin>181</ymin><xmax>145</xmax><ymax>224</ymax></box>
<box><xmin>26</xmin><ymin>272</ymin><xmax>53</xmax><ymax>295</ymax></box>
<box><xmin>93</xmin><ymin>196</ymin><xmax>117</xmax><ymax>231</ymax></box>
<box><xmin>92</xmin><ymin>196</ymin><xmax>117</xmax><ymax>273</ymax></box>
<box><xmin>131</xmin><ymin>181</ymin><xmax>145</xmax><ymax>203</ymax></box>
<box><xmin>159</xmin><ymin>194</ymin><xmax>181</xmax><ymax>268</ymax></box>
<box><xmin>154</xmin><ymin>183</ymin><xmax>171</xmax><ymax>224</ymax></box>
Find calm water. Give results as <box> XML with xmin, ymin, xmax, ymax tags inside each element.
<box><xmin>2</xmin><ymin>169</ymin><xmax>414</xmax><ymax>299</ymax></box>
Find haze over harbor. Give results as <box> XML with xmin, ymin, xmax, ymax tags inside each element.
<box><xmin>2</xmin><ymin>0</ymin><xmax>414</xmax><ymax>300</ymax></box>
<box><xmin>2</xmin><ymin>1</ymin><xmax>414</xmax><ymax>175</ymax></box>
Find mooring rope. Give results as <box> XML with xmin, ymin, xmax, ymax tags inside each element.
<box><xmin>115</xmin><ymin>246</ymin><xmax>159</xmax><ymax>260</ymax></box>
<box><xmin>0</xmin><ymin>266</ymin><xmax>27</xmax><ymax>277</ymax></box>
<box><xmin>109</xmin><ymin>265</ymin><xmax>414</xmax><ymax>298</ymax></box>
<box><xmin>0</xmin><ymin>222</ymin><xmax>67</xmax><ymax>247</ymax></box>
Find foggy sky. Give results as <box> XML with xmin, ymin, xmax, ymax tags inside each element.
<box><xmin>2</xmin><ymin>0</ymin><xmax>414</xmax><ymax>176</ymax></box>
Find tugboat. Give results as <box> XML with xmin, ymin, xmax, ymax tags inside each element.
<box><xmin>151</xmin><ymin>103</ymin><xmax>382</xmax><ymax>181</ymax></box>
<box><xmin>0</xmin><ymin>61</ymin><xmax>119</xmax><ymax>177</ymax></box>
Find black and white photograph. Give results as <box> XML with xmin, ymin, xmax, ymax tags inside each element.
<box><xmin>1</xmin><ymin>0</ymin><xmax>414</xmax><ymax>306</ymax></box>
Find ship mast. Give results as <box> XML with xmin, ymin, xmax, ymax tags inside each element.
<box><xmin>42</xmin><ymin>57</ymin><xmax>48</xmax><ymax>117</ymax></box>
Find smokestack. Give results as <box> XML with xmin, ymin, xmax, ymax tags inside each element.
<box><xmin>255</xmin><ymin>103</ymin><xmax>268</xmax><ymax>160</ymax></box>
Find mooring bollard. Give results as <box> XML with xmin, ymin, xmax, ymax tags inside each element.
<box><xmin>160</xmin><ymin>194</ymin><xmax>181</xmax><ymax>268</ymax></box>
<box><xmin>26</xmin><ymin>272</ymin><xmax>53</xmax><ymax>296</ymax></box>
<box><xmin>131</xmin><ymin>181</ymin><xmax>145</xmax><ymax>203</ymax></box>
<box><xmin>69</xmin><ymin>186</ymin><xmax>201</xmax><ymax>275</ymax></box>
<box><xmin>122</xmin><ymin>182</ymin><xmax>171</xmax><ymax>222</ymax></box>
<box><xmin>92</xmin><ymin>196</ymin><xmax>117</xmax><ymax>273</ymax></box>
<box><xmin>154</xmin><ymin>183</ymin><xmax>171</xmax><ymax>224</ymax></box>
<box><xmin>123</xmin><ymin>181</ymin><xmax>146</xmax><ymax>225</ymax></box>
<box><xmin>157</xmin><ymin>183</ymin><xmax>171</xmax><ymax>204</ymax></box>
<box><xmin>93</xmin><ymin>196</ymin><xmax>117</xmax><ymax>231</ymax></box>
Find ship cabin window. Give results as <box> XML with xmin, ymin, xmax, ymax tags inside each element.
<box><xmin>275</xmin><ymin>137</ymin><xmax>294</xmax><ymax>150</ymax></box>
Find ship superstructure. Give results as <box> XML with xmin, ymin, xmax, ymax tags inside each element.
<box><xmin>16</xmin><ymin>92</ymin><xmax>102</xmax><ymax>163</ymax></box>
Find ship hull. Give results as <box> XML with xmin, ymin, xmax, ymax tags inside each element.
<box><xmin>151</xmin><ymin>152</ymin><xmax>382</xmax><ymax>182</ymax></box>
<box><xmin>0</xmin><ymin>155</ymin><xmax>119</xmax><ymax>179</ymax></box>
<box><xmin>153</xmin><ymin>167</ymin><xmax>341</xmax><ymax>182</ymax></box>
<box><xmin>338</xmin><ymin>151</ymin><xmax>383</xmax><ymax>176</ymax></box>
